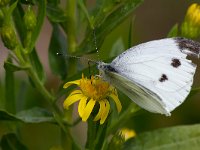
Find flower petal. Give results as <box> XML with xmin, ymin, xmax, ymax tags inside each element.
<box><xmin>100</xmin><ymin>100</ymin><xmax>110</xmax><ymax>124</ymax></box>
<box><xmin>78</xmin><ymin>96</ymin><xmax>88</xmax><ymax>117</ymax></box>
<box><xmin>82</xmin><ymin>98</ymin><xmax>96</xmax><ymax>122</ymax></box>
<box><xmin>109</xmin><ymin>93</ymin><xmax>122</xmax><ymax>113</ymax></box>
<box><xmin>63</xmin><ymin>80</ymin><xmax>80</xmax><ymax>89</ymax></box>
<box><xmin>63</xmin><ymin>93</ymin><xmax>83</xmax><ymax>109</ymax></box>
<box><xmin>94</xmin><ymin>100</ymin><xmax>105</xmax><ymax>121</ymax></box>
<box><xmin>69</xmin><ymin>90</ymin><xmax>82</xmax><ymax>96</ymax></box>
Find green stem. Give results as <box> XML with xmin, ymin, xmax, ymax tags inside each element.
<box><xmin>13</xmin><ymin>47</ymin><xmax>80</xmax><ymax>149</ymax></box>
<box><xmin>107</xmin><ymin>104</ymin><xmax>140</xmax><ymax>135</ymax></box>
<box><xmin>28</xmin><ymin>64</ymin><xmax>80</xmax><ymax>149</ymax></box>
<box><xmin>66</xmin><ymin>0</ymin><xmax>77</xmax><ymax>78</ymax></box>
<box><xmin>66</xmin><ymin>0</ymin><xmax>77</xmax><ymax>54</ymax></box>
<box><xmin>27</xmin><ymin>68</ymin><xmax>54</xmax><ymax>101</ymax></box>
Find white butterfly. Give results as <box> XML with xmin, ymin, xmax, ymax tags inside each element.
<box><xmin>98</xmin><ymin>37</ymin><xmax>200</xmax><ymax>116</ymax></box>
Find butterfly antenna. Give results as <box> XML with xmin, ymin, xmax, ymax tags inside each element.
<box><xmin>93</xmin><ymin>29</ymin><xmax>100</xmax><ymax>61</ymax></box>
<box><xmin>56</xmin><ymin>53</ymin><xmax>98</xmax><ymax>64</ymax></box>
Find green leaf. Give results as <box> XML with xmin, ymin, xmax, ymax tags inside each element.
<box><xmin>13</xmin><ymin>3</ymin><xmax>26</xmax><ymax>44</ymax></box>
<box><xmin>123</xmin><ymin>124</ymin><xmax>200</xmax><ymax>150</ymax></box>
<box><xmin>78</xmin><ymin>0</ymin><xmax>143</xmax><ymax>54</ymax></box>
<box><xmin>16</xmin><ymin>107</ymin><xmax>55</xmax><ymax>123</ymax></box>
<box><xmin>0</xmin><ymin>133</ymin><xmax>28</xmax><ymax>150</ymax></box>
<box><xmin>0</xmin><ymin>110</ymin><xmax>21</xmax><ymax>122</ymax></box>
<box><xmin>5</xmin><ymin>57</ymin><xmax>16</xmax><ymax>114</ymax></box>
<box><xmin>0</xmin><ymin>107</ymin><xmax>55</xmax><ymax>123</ymax></box>
<box><xmin>128</xmin><ymin>18</ymin><xmax>134</xmax><ymax>48</ymax></box>
<box><xmin>13</xmin><ymin>2</ymin><xmax>45</xmax><ymax>83</ymax></box>
<box><xmin>167</xmin><ymin>24</ymin><xmax>179</xmax><ymax>38</ymax></box>
<box><xmin>48</xmin><ymin>24</ymin><xmax>68</xmax><ymax>79</ymax></box>
<box><xmin>109</xmin><ymin>37</ymin><xmax>125</xmax><ymax>58</ymax></box>
<box><xmin>4</xmin><ymin>61</ymin><xmax>28</xmax><ymax>72</ymax></box>
<box><xmin>28</xmin><ymin>0</ymin><xmax>46</xmax><ymax>52</ymax></box>
<box><xmin>47</xmin><ymin>4</ymin><xmax>67</xmax><ymax>22</ymax></box>
<box><xmin>8</xmin><ymin>1</ymin><xmax>18</xmax><ymax>15</ymax></box>
<box><xmin>92</xmin><ymin>0</ymin><xmax>129</xmax><ymax>27</ymax></box>
<box><xmin>77</xmin><ymin>0</ymin><xmax>93</xmax><ymax>28</ymax></box>
<box><xmin>29</xmin><ymin>48</ymin><xmax>46</xmax><ymax>83</ymax></box>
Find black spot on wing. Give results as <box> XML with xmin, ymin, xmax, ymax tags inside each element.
<box><xmin>175</xmin><ymin>37</ymin><xmax>200</xmax><ymax>57</ymax></box>
<box><xmin>159</xmin><ymin>74</ymin><xmax>168</xmax><ymax>82</ymax></box>
<box><xmin>171</xmin><ymin>58</ymin><xmax>181</xmax><ymax>68</ymax></box>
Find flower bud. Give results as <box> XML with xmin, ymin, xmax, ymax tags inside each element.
<box><xmin>23</xmin><ymin>6</ymin><xmax>37</xmax><ymax>31</ymax></box>
<box><xmin>0</xmin><ymin>25</ymin><xmax>18</xmax><ymax>50</ymax></box>
<box><xmin>181</xmin><ymin>3</ymin><xmax>200</xmax><ymax>38</ymax></box>
<box><xmin>0</xmin><ymin>0</ymin><xmax>10</xmax><ymax>7</ymax></box>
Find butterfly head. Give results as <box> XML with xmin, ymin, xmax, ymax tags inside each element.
<box><xmin>97</xmin><ymin>62</ymin><xmax>117</xmax><ymax>72</ymax></box>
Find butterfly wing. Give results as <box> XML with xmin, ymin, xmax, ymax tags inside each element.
<box><xmin>105</xmin><ymin>70</ymin><xmax>171</xmax><ymax>115</ymax></box>
<box><xmin>100</xmin><ymin>38</ymin><xmax>200</xmax><ymax>115</ymax></box>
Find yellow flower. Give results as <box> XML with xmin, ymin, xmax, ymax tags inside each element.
<box><xmin>186</xmin><ymin>3</ymin><xmax>200</xmax><ymax>26</ymax></box>
<box><xmin>63</xmin><ymin>74</ymin><xmax>122</xmax><ymax>124</ymax></box>
<box><xmin>181</xmin><ymin>3</ymin><xmax>200</xmax><ymax>38</ymax></box>
<box><xmin>120</xmin><ymin>128</ymin><xmax>136</xmax><ymax>141</ymax></box>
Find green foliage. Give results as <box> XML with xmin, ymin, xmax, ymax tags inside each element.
<box><xmin>0</xmin><ymin>107</ymin><xmax>55</xmax><ymax>123</ymax></box>
<box><xmin>48</xmin><ymin>24</ymin><xmax>68</xmax><ymax>79</ymax></box>
<box><xmin>78</xmin><ymin>0</ymin><xmax>143</xmax><ymax>54</ymax></box>
<box><xmin>123</xmin><ymin>124</ymin><xmax>200</xmax><ymax>150</ymax></box>
<box><xmin>5</xmin><ymin>56</ymin><xmax>15</xmax><ymax>114</ymax></box>
<box><xmin>0</xmin><ymin>110</ymin><xmax>21</xmax><ymax>122</ymax></box>
<box><xmin>0</xmin><ymin>133</ymin><xmax>28</xmax><ymax>150</ymax></box>
<box><xmin>16</xmin><ymin>107</ymin><xmax>55</xmax><ymax>123</ymax></box>
<box><xmin>0</xmin><ymin>0</ymin><xmax>200</xmax><ymax>150</ymax></box>
<box><xmin>167</xmin><ymin>24</ymin><xmax>179</xmax><ymax>38</ymax></box>
<box><xmin>47</xmin><ymin>4</ymin><xmax>67</xmax><ymax>23</ymax></box>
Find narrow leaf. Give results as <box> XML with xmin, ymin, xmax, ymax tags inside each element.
<box><xmin>48</xmin><ymin>24</ymin><xmax>68</xmax><ymax>79</ymax></box>
<box><xmin>78</xmin><ymin>0</ymin><xmax>143</xmax><ymax>54</ymax></box>
<box><xmin>167</xmin><ymin>24</ymin><xmax>179</xmax><ymax>38</ymax></box>
<box><xmin>0</xmin><ymin>110</ymin><xmax>21</xmax><ymax>122</ymax></box>
<box><xmin>128</xmin><ymin>18</ymin><xmax>134</xmax><ymax>48</ymax></box>
<box><xmin>28</xmin><ymin>0</ymin><xmax>46</xmax><ymax>52</ymax></box>
<box><xmin>47</xmin><ymin>4</ymin><xmax>67</xmax><ymax>23</ymax></box>
<box><xmin>0</xmin><ymin>133</ymin><xmax>28</xmax><ymax>150</ymax></box>
<box><xmin>77</xmin><ymin>0</ymin><xmax>93</xmax><ymax>28</ymax></box>
<box><xmin>123</xmin><ymin>124</ymin><xmax>200</xmax><ymax>150</ymax></box>
<box><xmin>13</xmin><ymin>2</ymin><xmax>45</xmax><ymax>83</ymax></box>
<box><xmin>13</xmin><ymin>3</ymin><xmax>26</xmax><ymax>44</ymax></box>
<box><xmin>29</xmin><ymin>48</ymin><xmax>46</xmax><ymax>83</ymax></box>
<box><xmin>4</xmin><ymin>61</ymin><xmax>28</xmax><ymax>72</ymax></box>
<box><xmin>16</xmin><ymin>107</ymin><xmax>54</xmax><ymax>123</ymax></box>
<box><xmin>0</xmin><ymin>107</ymin><xmax>55</xmax><ymax>123</ymax></box>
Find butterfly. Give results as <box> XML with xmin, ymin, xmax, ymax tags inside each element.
<box><xmin>97</xmin><ymin>37</ymin><xmax>200</xmax><ymax>116</ymax></box>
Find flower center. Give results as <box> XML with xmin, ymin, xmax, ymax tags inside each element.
<box><xmin>80</xmin><ymin>76</ymin><xmax>111</xmax><ymax>100</ymax></box>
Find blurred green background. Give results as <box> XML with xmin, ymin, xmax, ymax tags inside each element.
<box><xmin>1</xmin><ymin>0</ymin><xmax>200</xmax><ymax>149</ymax></box>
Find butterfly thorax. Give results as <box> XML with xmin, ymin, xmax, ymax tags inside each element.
<box><xmin>97</xmin><ymin>62</ymin><xmax>117</xmax><ymax>73</ymax></box>
<box><xmin>97</xmin><ymin>61</ymin><xmax>118</xmax><ymax>80</ymax></box>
